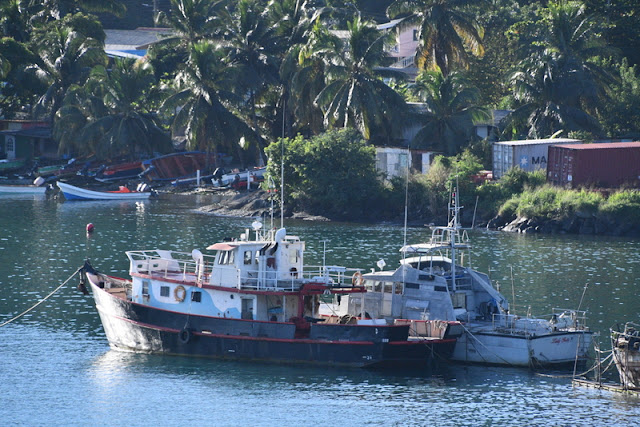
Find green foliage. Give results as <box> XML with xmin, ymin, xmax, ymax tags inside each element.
<box><xmin>264</xmin><ymin>129</ymin><xmax>386</xmax><ymax>220</ymax></box>
<box><xmin>600</xmin><ymin>190</ymin><xmax>640</xmax><ymax>223</ymax></box>
<box><xmin>496</xmin><ymin>185</ymin><xmax>640</xmax><ymax>225</ymax></box>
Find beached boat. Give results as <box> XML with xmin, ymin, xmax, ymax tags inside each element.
<box><xmin>94</xmin><ymin>161</ymin><xmax>144</xmax><ymax>182</ymax></box>
<box><xmin>57</xmin><ymin>181</ymin><xmax>152</xmax><ymax>201</ymax></box>
<box><xmin>140</xmin><ymin>151</ymin><xmax>218</xmax><ymax>182</ymax></box>
<box><xmin>334</xmin><ymin>192</ymin><xmax>593</xmax><ymax>368</ymax></box>
<box><xmin>0</xmin><ymin>184</ymin><xmax>48</xmax><ymax>194</ymax></box>
<box><xmin>211</xmin><ymin>167</ymin><xmax>266</xmax><ymax>189</ymax></box>
<box><xmin>77</xmin><ymin>223</ymin><xmax>457</xmax><ymax>368</ymax></box>
<box><xmin>611</xmin><ymin>322</ymin><xmax>640</xmax><ymax>389</ymax></box>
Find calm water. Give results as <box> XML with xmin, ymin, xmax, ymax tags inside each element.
<box><xmin>1</xmin><ymin>194</ymin><xmax>639</xmax><ymax>426</ymax></box>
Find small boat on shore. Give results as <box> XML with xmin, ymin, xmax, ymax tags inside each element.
<box><xmin>57</xmin><ymin>181</ymin><xmax>152</xmax><ymax>201</ymax></box>
<box><xmin>140</xmin><ymin>151</ymin><xmax>218</xmax><ymax>182</ymax></box>
<box><xmin>211</xmin><ymin>167</ymin><xmax>266</xmax><ymax>189</ymax></box>
<box><xmin>0</xmin><ymin>184</ymin><xmax>48</xmax><ymax>194</ymax></box>
<box><xmin>611</xmin><ymin>322</ymin><xmax>640</xmax><ymax>389</ymax></box>
<box><xmin>334</xmin><ymin>191</ymin><xmax>593</xmax><ymax>368</ymax></box>
<box><xmin>94</xmin><ymin>161</ymin><xmax>144</xmax><ymax>182</ymax></box>
<box><xmin>77</xmin><ymin>223</ymin><xmax>457</xmax><ymax>368</ymax></box>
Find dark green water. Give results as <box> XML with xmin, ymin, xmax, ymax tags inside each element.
<box><xmin>1</xmin><ymin>194</ymin><xmax>639</xmax><ymax>425</ymax></box>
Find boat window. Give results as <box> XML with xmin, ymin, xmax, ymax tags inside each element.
<box><xmin>160</xmin><ymin>286</ymin><xmax>169</xmax><ymax>297</ymax></box>
<box><xmin>395</xmin><ymin>282</ymin><xmax>404</xmax><ymax>294</ymax></box>
<box><xmin>244</xmin><ymin>251</ymin><xmax>252</xmax><ymax>265</ymax></box>
<box><xmin>384</xmin><ymin>282</ymin><xmax>393</xmax><ymax>293</ymax></box>
<box><xmin>219</xmin><ymin>250</ymin><xmax>235</xmax><ymax>265</ymax></box>
<box><xmin>289</xmin><ymin>249</ymin><xmax>300</xmax><ymax>264</ymax></box>
<box><xmin>255</xmin><ymin>251</ymin><xmax>260</xmax><ymax>265</ymax></box>
<box><xmin>191</xmin><ymin>291</ymin><xmax>202</xmax><ymax>303</ymax></box>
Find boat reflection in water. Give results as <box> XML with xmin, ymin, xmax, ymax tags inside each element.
<box><xmin>79</xmin><ymin>220</ymin><xmax>458</xmax><ymax>368</ymax></box>
<box><xmin>334</xmin><ymin>191</ymin><xmax>593</xmax><ymax>368</ymax></box>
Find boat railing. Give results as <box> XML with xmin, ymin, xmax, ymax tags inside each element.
<box><xmin>550</xmin><ymin>308</ymin><xmax>589</xmax><ymax>331</ymax></box>
<box><xmin>490</xmin><ymin>313</ymin><xmax>554</xmax><ymax>336</ymax></box>
<box><xmin>126</xmin><ymin>250</ymin><xmax>216</xmax><ymax>285</ymax></box>
<box><xmin>490</xmin><ymin>309</ymin><xmax>589</xmax><ymax>335</ymax></box>
<box><xmin>237</xmin><ymin>265</ymin><xmax>358</xmax><ymax>291</ymax></box>
<box><xmin>126</xmin><ymin>250</ymin><xmax>358</xmax><ymax>291</ymax></box>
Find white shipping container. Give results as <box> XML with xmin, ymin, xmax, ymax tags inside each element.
<box><xmin>492</xmin><ymin>138</ymin><xmax>581</xmax><ymax>179</ymax></box>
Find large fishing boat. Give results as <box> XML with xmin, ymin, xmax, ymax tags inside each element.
<box><xmin>333</xmin><ymin>192</ymin><xmax>593</xmax><ymax>368</ymax></box>
<box><xmin>611</xmin><ymin>322</ymin><xmax>640</xmax><ymax>389</ymax></box>
<box><xmin>79</xmin><ymin>221</ymin><xmax>457</xmax><ymax>368</ymax></box>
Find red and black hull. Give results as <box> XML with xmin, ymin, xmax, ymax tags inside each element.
<box><xmin>91</xmin><ymin>283</ymin><xmax>456</xmax><ymax>368</ymax></box>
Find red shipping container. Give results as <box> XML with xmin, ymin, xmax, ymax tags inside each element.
<box><xmin>547</xmin><ymin>142</ymin><xmax>640</xmax><ymax>188</ymax></box>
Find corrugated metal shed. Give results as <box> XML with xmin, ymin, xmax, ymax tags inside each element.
<box><xmin>547</xmin><ymin>142</ymin><xmax>640</xmax><ymax>188</ymax></box>
<box><xmin>492</xmin><ymin>138</ymin><xmax>581</xmax><ymax>179</ymax></box>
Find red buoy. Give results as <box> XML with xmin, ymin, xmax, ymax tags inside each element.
<box><xmin>86</xmin><ymin>223</ymin><xmax>95</xmax><ymax>233</ymax></box>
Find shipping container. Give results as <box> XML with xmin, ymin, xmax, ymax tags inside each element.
<box><xmin>547</xmin><ymin>142</ymin><xmax>640</xmax><ymax>188</ymax></box>
<box><xmin>492</xmin><ymin>138</ymin><xmax>581</xmax><ymax>179</ymax></box>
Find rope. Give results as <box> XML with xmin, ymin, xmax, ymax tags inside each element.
<box><xmin>0</xmin><ymin>267</ymin><xmax>82</xmax><ymax>328</ymax></box>
<box><xmin>460</xmin><ymin>323</ymin><xmax>516</xmax><ymax>366</ymax></box>
<box><xmin>536</xmin><ymin>352</ymin><xmax>615</xmax><ymax>379</ymax></box>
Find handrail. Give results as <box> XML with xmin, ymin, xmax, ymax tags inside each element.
<box><xmin>125</xmin><ymin>250</ymin><xmax>360</xmax><ymax>291</ymax></box>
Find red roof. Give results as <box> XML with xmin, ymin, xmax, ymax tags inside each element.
<box><xmin>206</xmin><ymin>243</ymin><xmax>237</xmax><ymax>251</ymax></box>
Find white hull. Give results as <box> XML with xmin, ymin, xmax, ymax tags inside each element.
<box><xmin>0</xmin><ymin>185</ymin><xmax>47</xmax><ymax>194</ymax></box>
<box><xmin>452</xmin><ymin>328</ymin><xmax>592</xmax><ymax>367</ymax></box>
<box><xmin>57</xmin><ymin>181</ymin><xmax>151</xmax><ymax>201</ymax></box>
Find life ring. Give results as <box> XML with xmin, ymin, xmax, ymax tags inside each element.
<box><xmin>174</xmin><ymin>285</ymin><xmax>186</xmax><ymax>302</ymax></box>
<box><xmin>178</xmin><ymin>328</ymin><xmax>191</xmax><ymax>344</ymax></box>
<box><xmin>352</xmin><ymin>271</ymin><xmax>364</xmax><ymax>286</ymax></box>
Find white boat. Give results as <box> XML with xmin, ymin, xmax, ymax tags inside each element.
<box><xmin>57</xmin><ymin>181</ymin><xmax>153</xmax><ymax>201</ymax></box>
<box><xmin>211</xmin><ymin>167</ymin><xmax>266</xmax><ymax>189</ymax></box>
<box><xmin>334</xmin><ymin>192</ymin><xmax>593</xmax><ymax>368</ymax></box>
<box><xmin>0</xmin><ymin>184</ymin><xmax>48</xmax><ymax>194</ymax></box>
<box><xmin>76</xmin><ymin>222</ymin><xmax>458</xmax><ymax>367</ymax></box>
<box><xmin>611</xmin><ymin>322</ymin><xmax>640</xmax><ymax>389</ymax></box>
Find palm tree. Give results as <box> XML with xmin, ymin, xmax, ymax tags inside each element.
<box><xmin>54</xmin><ymin>59</ymin><xmax>172</xmax><ymax>159</ymax></box>
<box><xmin>162</xmin><ymin>41</ymin><xmax>260</xmax><ymax>166</ymax></box>
<box><xmin>410</xmin><ymin>70</ymin><xmax>488</xmax><ymax>155</ymax></box>
<box><xmin>222</xmin><ymin>0</ymin><xmax>280</xmax><ymax>141</ymax></box>
<box><xmin>507</xmin><ymin>52</ymin><xmax>603</xmax><ymax>139</ymax></box>
<box><xmin>288</xmin><ymin>19</ymin><xmax>339</xmax><ymax>137</ymax></box>
<box><xmin>269</xmin><ymin>0</ymin><xmax>327</xmax><ymax>138</ymax></box>
<box><xmin>28</xmin><ymin>0</ymin><xmax>125</xmax><ymax>21</ymax></box>
<box><xmin>0</xmin><ymin>0</ymin><xmax>30</xmax><ymax>42</ymax></box>
<box><xmin>315</xmin><ymin>16</ymin><xmax>408</xmax><ymax>144</ymax></box>
<box><xmin>27</xmin><ymin>23</ymin><xmax>106</xmax><ymax>122</ymax></box>
<box><xmin>386</xmin><ymin>0</ymin><xmax>485</xmax><ymax>76</ymax></box>
<box><xmin>156</xmin><ymin>0</ymin><xmax>229</xmax><ymax>48</ymax></box>
<box><xmin>506</xmin><ymin>0</ymin><xmax>611</xmax><ymax>138</ymax></box>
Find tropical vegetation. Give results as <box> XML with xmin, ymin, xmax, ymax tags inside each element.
<box><xmin>0</xmin><ymin>0</ymin><xmax>639</xmax><ymax>226</ymax></box>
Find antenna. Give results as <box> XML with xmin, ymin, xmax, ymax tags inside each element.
<box><xmin>280</xmin><ymin>137</ymin><xmax>284</xmax><ymax>229</ymax></box>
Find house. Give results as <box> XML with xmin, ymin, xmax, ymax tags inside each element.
<box><xmin>0</xmin><ymin>126</ymin><xmax>56</xmax><ymax>161</ymax></box>
<box><xmin>376</xmin><ymin>146</ymin><xmax>440</xmax><ymax>179</ymax></box>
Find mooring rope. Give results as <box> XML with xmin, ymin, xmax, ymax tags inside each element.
<box><xmin>460</xmin><ymin>322</ymin><xmax>516</xmax><ymax>366</ymax></box>
<box><xmin>0</xmin><ymin>267</ymin><xmax>83</xmax><ymax>328</ymax></box>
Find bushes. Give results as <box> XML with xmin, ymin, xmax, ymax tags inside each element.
<box><xmin>264</xmin><ymin>129</ymin><xmax>386</xmax><ymax>220</ymax></box>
